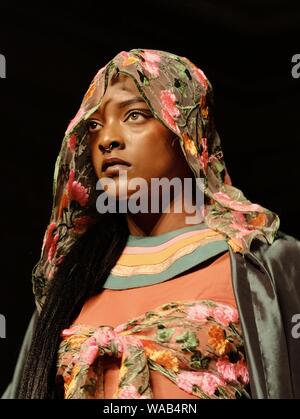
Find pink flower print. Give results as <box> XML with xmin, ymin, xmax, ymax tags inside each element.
<box><xmin>160</xmin><ymin>90</ymin><xmax>180</xmax><ymax>133</ymax></box>
<box><xmin>42</xmin><ymin>222</ymin><xmax>56</xmax><ymax>255</ymax></box>
<box><xmin>176</xmin><ymin>371</ymin><xmax>225</xmax><ymax>397</ymax></box>
<box><xmin>66</xmin><ymin>108</ymin><xmax>85</xmax><ymax>135</ymax></box>
<box><xmin>216</xmin><ymin>358</ymin><xmax>249</xmax><ymax>385</ymax></box>
<box><xmin>193</xmin><ymin>67</ymin><xmax>209</xmax><ymax>90</ymax></box>
<box><xmin>232</xmin><ymin>212</ymin><xmax>255</xmax><ymax>235</ymax></box>
<box><xmin>160</xmin><ymin>90</ymin><xmax>180</xmax><ymax>118</ymax></box>
<box><xmin>235</xmin><ymin>360</ymin><xmax>249</xmax><ymax>384</ymax></box>
<box><xmin>79</xmin><ymin>337</ymin><xmax>99</xmax><ymax>365</ymax></box>
<box><xmin>47</xmin><ymin>258</ymin><xmax>63</xmax><ymax>280</ymax></box>
<box><xmin>120</xmin><ymin>51</ymin><xmax>139</xmax><ymax>66</ymax></box>
<box><xmin>140</xmin><ymin>50</ymin><xmax>161</xmax><ymax>77</ymax></box>
<box><xmin>92</xmin><ymin>328</ymin><xmax>125</xmax><ymax>356</ymax></box>
<box><xmin>229</xmin><ymin>211</ymin><xmax>254</xmax><ymax>240</ymax></box>
<box><xmin>213</xmin><ymin>304</ymin><xmax>239</xmax><ymax>327</ymax></box>
<box><xmin>142</xmin><ymin>50</ymin><xmax>161</xmax><ymax>63</ymax></box>
<box><xmin>47</xmin><ymin>233</ymin><xmax>59</xmax><ymax>263</ymax></box>
<box><xmin>61</xmin><ymin>325</ymin><xmax>82</xmax><ymax>337</ymax></box>
<box><xmin>93</xmin><ymin>328</ymin><xmax>116</xmax><ymax>348</ymax></box>
<box><xmin>187</xmin><ymin>304</ymin><xmax>213</xmax><ymax>323</ymax></box>
<box><xmin>176</xmin><ymin>371</ymin><xmax>194</xmax><ymax>393</ymax></box>
<box><xmin>67</xmin><ymin>169</ymin><xmax>89</xmax><ymax>207</ymax></box>
<box><xmin>48</xmin><ymin>266</ymin><xmax>56</xmax><ymax>280</ymax></box>
<box><xmin>213</xmin><ymin>191</ymin><xmax>262</xmax><ymax>212</ymax></box>
<box><xmin>120</xmin><ymin>51</ymin><xmax>130</xmax><ymax>59</ymax></box>
<box><xmin>232</xmin><ymin>211</ymin><xmax>247</xmax><ymax>225</ymax></box>
<box><xmin>141</xmin><ymin>61</ymin><xmax>160</xmax><ymax>77</ymax></box>
<box><xmin>118</xmin><ymin>385</ymin><xmax>147</xmax><ymax>399</ymax></box>
<box><xmin>200</xmin><ymin>372</ymin><xmax>225</xmax><ymax>396</ymax></box>
<box><xmin>216</xmin><ymin>358</ymin><xmax>238</xmax><ymax>382</ymax></box>
<box><xmin>67</xmin><ymin>134</ymin><xmax>77</xmax><ymax>152</ymax></box>
<box><xmin>114</xmin><ymin>323</ymin><xmax>127</xmax><ymax>333</ymax></box>
<box><xmin>162</xmin><ymin>110</ymin><xmax>180</xmax><ymax>134</ymax></box>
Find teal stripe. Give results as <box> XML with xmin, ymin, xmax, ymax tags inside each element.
<box><xmin>127</xmin><ymin>222</ymin><xmax>209</xmax><ymax>247</ymax></box>
<box><xmin>103</xmin><ymin>240</ymin><xmax>228</xmax><ymax>290</ymax></box>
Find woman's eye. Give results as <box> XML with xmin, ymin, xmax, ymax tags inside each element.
<box><xmin>129</xmin><ymin>112</ymin><xmax>141</xmax><ymax>121</ymax></box>
<box><xmin>127</xmin><ymin>111</ymin><xmax>150</xmax><ymax>122</ymax></box>
<box><xmin>86</xmin><ymin>121</ymin><xmax>101</xmax><ymax>132</ymax></box>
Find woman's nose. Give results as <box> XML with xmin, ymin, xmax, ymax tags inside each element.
<box><xmin>98</xmin><ymin>140</ymin><xmax>122</xmax><ymax>153</ymax></box>
<box><xmin>96</xmin><ymin>123</ymin><xmax>125</xmax><ymax>154</ymax></box>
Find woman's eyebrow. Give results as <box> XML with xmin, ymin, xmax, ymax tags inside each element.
<box><xmin>118</xmin><ymin>97</ymin><xmax>147</xmax><ymax>108</ymax></box>
<box><xmin>89</xmin><ymin>97</ymin><xmax>148</xmax><ymax>118</ymax></box>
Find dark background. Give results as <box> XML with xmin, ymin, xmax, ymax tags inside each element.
<box><xmin>0</xmin><ymin>1</ymin><xmax>299</xmax><ymax>395</ymax></box>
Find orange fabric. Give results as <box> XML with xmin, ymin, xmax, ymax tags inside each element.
<box><xmin>74</xmin><ymin>251</ymin><xmax>236</xmax><ymax>399</ymax></box>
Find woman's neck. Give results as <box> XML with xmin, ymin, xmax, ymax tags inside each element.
<box><xmin>126</xmin><ymin>202</ymin><xmax>204</xmax><ymax>237</ymax></box>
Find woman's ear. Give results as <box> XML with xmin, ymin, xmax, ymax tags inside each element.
<box><xmin>171</xmin><ymin>134</ymin><xmax>179</xmax><ymax>147</ymax></box>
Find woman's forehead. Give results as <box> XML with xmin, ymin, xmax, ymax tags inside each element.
<box><xmin>90</xmin><ymin>75</ymin><xmax>147</xmax><ymax>116</ymax></box>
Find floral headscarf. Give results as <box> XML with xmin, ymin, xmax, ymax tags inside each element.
<box><xmin>33</xmin><ymin>49</ymin><xmax>280</xmax><ymax>310</ymax></box>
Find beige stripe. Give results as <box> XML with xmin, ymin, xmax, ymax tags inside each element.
<box><xmin>115</xmin><ymin>230</ymin><xmax>225</xmax><ymax>266</ymax></box>
<box><xmin>111</xmin><ymin>236</ymin><xmax>225</xmax><ymax>277</ymax></box>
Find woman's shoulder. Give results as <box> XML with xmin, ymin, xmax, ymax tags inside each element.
<box><xmin>274</xmin><ymin>229</ymin><xmax>300</xmax><ymax>245</ymax></box>
<box><xmin>251</xmin><ymin>229</ymin><xmax>300</xmax><ymax>261</ymax></box>
<box><xmin>249</xmin><ymin>230</ymin><xmax>300</xmax><ymax>290</ymax></box>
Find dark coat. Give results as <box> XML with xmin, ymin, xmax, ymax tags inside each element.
<box><xmin>2</xmin><ymin>230</ymin><xmax>300</xmax><ymax>399</ymax></box>
<box><xmin>231</xmin><ymin>230</ymin><xmax>300</xmax><ymax>398</ymax></box>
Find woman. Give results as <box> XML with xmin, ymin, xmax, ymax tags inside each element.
<box><xmin>3</xmin><ymin>49</ymin><xmax>300</xmax><ymax>399</ymax></box>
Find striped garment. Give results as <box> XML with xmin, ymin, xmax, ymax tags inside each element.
<box><xmin>103</xmin><ymin>223</ymin><xmax>229</xmax><ymax>289</ymax></box>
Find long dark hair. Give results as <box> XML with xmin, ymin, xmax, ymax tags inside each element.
<box><xmin>17</xmin><ymin>211</ymin><xmax>129</xmax><ymax>398</ymax></box>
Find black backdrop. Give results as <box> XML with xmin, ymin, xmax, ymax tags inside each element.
<box><xmin>0</xmin><ymin>1</ymin><xmax>299</xmax><ymax>395</ymax></box>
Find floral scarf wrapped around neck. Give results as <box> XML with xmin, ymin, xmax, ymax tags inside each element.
<box><xmin>33</xmin><ymin>49</ymin><xmax>280</xmax><ymax>310</ymax></box>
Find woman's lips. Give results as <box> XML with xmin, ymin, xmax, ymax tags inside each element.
<box><xmin>102</xmin><ymin>157</ymin><xmax>131</xmax><ymax>176</ymax></box>
<box><xmin>103</xmin><ymin>164</ymin><xmax>131</xmax><ymax>176</ymax></box>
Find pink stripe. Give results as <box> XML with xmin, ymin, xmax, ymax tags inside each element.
<box><xmin>124</xmin><ymin>228</ymin><xmax>212</xmax><ymax>254</ymax></box>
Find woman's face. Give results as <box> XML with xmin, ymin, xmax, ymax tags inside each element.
<box><xmin>87</xmin><ymin>74</ymin><xmax>193</xmax><ymax>200</ymax></box>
